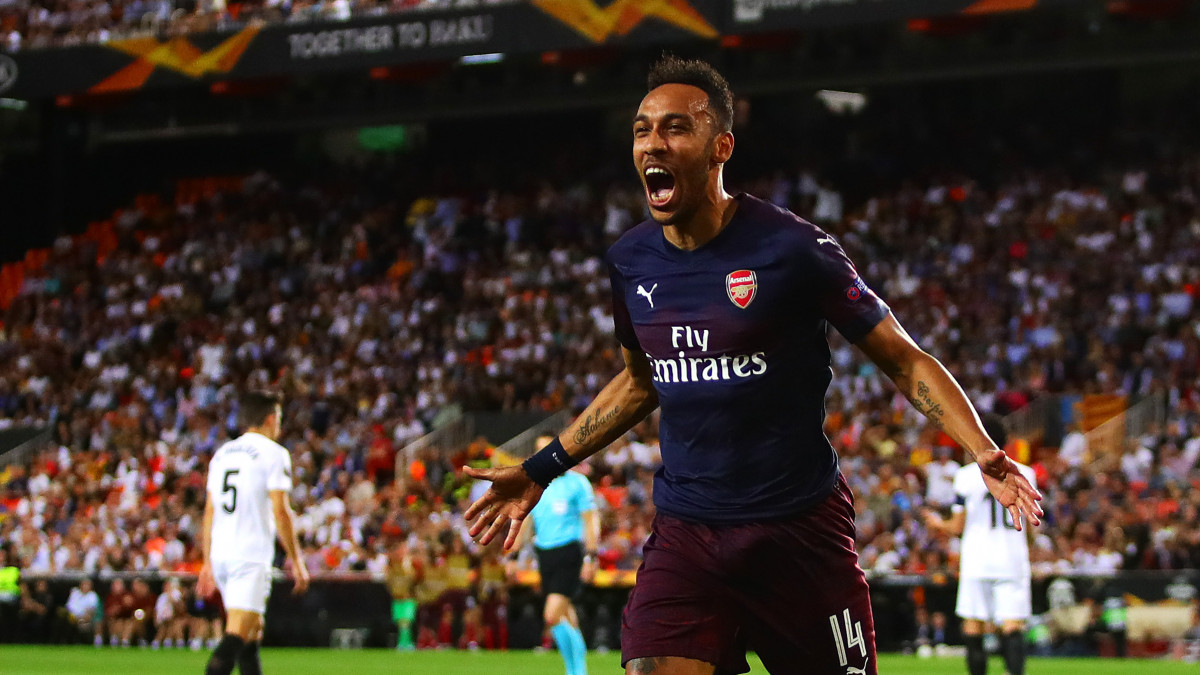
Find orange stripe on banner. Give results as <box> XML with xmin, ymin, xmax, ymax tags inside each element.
<box><xmin>89</xmin><ymin>59</ymin><xmax>157</xmax><ymax>93</ymax></box>
<box><xmin>533</xmin><ymin>0</ymin><xmax>717</xmax><ymax>43</ymax></box>
<box><xmin>218</xmin><ymin>28</ymin><xmax>259</xmax><ymax>71</ymax></box>
<box><xmin>103</xmin><ymin>37</ymin><xmax>164</xmax><ymax>59</ymax></box>
<box><xmin>169</xmin><ymin>37</ymin><xmax>203</xmax><ymax>64</ymax></box>
<box><xmin>961</xmin><ymin>0</ymin><xmax>1038</xmax><ymax>14</ymax></box>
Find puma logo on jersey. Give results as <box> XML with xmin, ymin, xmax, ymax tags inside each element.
<box><xmin>845</xmin><ymin>657</ymin><xmax>869</xmax><ymax>675</ymax></box>
<box><xmin>637</xmin><ymin>283</ymin><xmax>658</xmax><ymax>308</ymax></box>
<box><xmin>816</xmin><ymin>235</ymin><xmax>837</xmax><ymax>247</ymax></box>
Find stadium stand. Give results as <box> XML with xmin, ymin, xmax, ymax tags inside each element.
<box><xmin>1</xmin><ymin>136</ymin><xmax>1199</xmax><ymax>649</ymax></box>
<box><xmin>1</xmin><ymin>0</ymin><xmax>519</xmax><ymax>52</ymax></box>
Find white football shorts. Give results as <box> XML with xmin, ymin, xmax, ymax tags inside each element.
<box><xmin>956</xmin><ymin>577</ymin><xmax>1032</xmax><ymax>623</ymax></box>
<box><xmin>213</xmin><ymin>559</ymin><xmax>273</xmax><ymax>614</ymax></box>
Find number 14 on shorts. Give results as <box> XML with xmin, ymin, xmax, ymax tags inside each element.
<box><xmin>829</xmin><ymin>608</ymin><xmax>868</xmax><ymax>673</ymax></box>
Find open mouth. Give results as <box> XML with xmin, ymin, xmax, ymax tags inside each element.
<box><xmin>644</xmin><ymin>166</ymin><xmax>676</xmax><ymax>209</ymax></box>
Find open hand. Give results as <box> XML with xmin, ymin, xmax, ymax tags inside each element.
<box><xmin>197</xmin><ymin>563</ymin><xmax>216</xmax><ymax>599</ymax></box>
<box><xmin>290</xmin><ymin>558</ymin><xmax>310</xmax><ymax>595</ymax></box>
<box><xmin>463</xmin><ymin>465</ymin><xmax>545</xmax><ymax>551</ymax></box>
<box><xmin>976</xmin><ymin>448</ymin><xmax>1043</xmax><ymax>531</ymax></box>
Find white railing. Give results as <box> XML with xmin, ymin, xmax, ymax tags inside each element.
<box><xmin>0</xmin><ymin>426</ymin><xmax>53</xmax><ymax>469</ymax></box>
<box><xmin>1001</xmin><ymin>395</ymin><xmax>1055</xmax><ymax>443</ymax></box>
<box><xmin>1083</xmin><ymin>391</ymin><xmax>1167</xmax><ymax>463</ymax></box>
<box><xmin>495</xmin><ymin>410</ymin><xmax>571</xmax><ymax>460</ymax></box>
<box><xmin>393</xmin><ymin>412</ymin><xmax>474</xmax><ymax>485</ymax></box>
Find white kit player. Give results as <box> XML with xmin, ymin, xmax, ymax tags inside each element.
<box><xmin>926</xmin><ymin>414</ymin><xmax>1035</xmax><ymax>675</ymax></box>
<box><xmin>198</xmin><ymin>391</ymin><xmax>309</xmax><ymax>675</ymax></box>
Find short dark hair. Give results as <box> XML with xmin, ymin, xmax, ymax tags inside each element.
<box><xmin>647</xmin><ymin>55</ymin><xmax>734</xmax><ymax>133</ymax></box>
<box><xmin>239</xmin><ymin>390</ymin><xmax>282</xmax><ymax>430</ymax></box>
<box><xmin>980</xmin><ymin>412</ymin><xmax>1008</xmax><ymax>449</ymax></box>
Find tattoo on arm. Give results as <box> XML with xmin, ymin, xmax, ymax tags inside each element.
<box><xmin>912</xmin><ymin>380</ymin><xmax>945</xmax><ymax>429</ymax></box>
<box><xmin>573</xmin><ymin>405</ymin><xmax>622</xmax><ymax>447</ymax></box>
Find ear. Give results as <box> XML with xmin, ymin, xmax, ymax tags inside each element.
<box><xmin>711</xmin><ymin>130</ymin><xmax>734</xmax><ymax>165</ymax></box>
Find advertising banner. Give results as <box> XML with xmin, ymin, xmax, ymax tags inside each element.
<box><xmin>1</xmin><ymin>0</ymin><xmax>1091</xmax><ymax>99</ymax></box>
<box><xmin>3</xmin><ymin>0</ymin><xmax>722</xmax><ymax>99</ymax></box>
<box><xmin>727</xmin><ymin>0</ymin><xmax>1077</xmax><ymax>32</ymax></box>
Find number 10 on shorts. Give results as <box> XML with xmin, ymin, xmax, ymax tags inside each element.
<box><xmin>829</xmin><ymin>608</ymin><xmax>866</xmax><ymax>668</ymax></box>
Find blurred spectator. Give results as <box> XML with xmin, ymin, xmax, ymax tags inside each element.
<box><xmin>1059</xmin><ymin>422</ymin><xmax>1089</xmax><ymax>469</ymax></box>
<box><xmin>125</xmin><ymin>578</ymin><xmax>157</xmax><ymax>646</ymax></box>
<box><xmin>16</xmin><ymin>578</ymin><xmax>58</xmax><ymax>643</ymax></box>
<box><xmin>0</xmin><ymin>548</ymin><xmax>17</xmax><ymax>641</ymax></box>
<box><xmin>104</xmin><ymin>578</ymin><xmax>134</xmax><ymax>647</ymax></box>
<box><xmin>65</xmin><ymin>577</ymin><xmax>101</xmax><ymax>644</ymax></box>
<box><xmin>152</xmin><ymin>577</ymin><xmax>185</xmax><ymax>648</ymax></box>
<box><xmin>386</xmin><ymin>543</ymin><xmax>419</xmax><ymax>651</ymax></box>
<box><xmin>924</xmin><ymin>447</ymin><xmax>960</xmax><ymax>508</ymax></box>
<box><xmin>184</xmin><ymin>580</ymin><xmax>223</xmax><ymax>650</ymax></box>
<box><xmin>911</xmin><ymin>606</ymin><xmax>948</xmax><ymax>652</ymax></box>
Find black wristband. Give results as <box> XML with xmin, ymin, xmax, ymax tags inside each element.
<box><xmin>521</xmin><ymin>437</ymin><xmax>577</xmax><ymax>488</ymax></box>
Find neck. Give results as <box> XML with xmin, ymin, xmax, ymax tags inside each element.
<box><xmin>662</xmin><ymin>174</ymin><xmax>737</xmax><ymax>251</ymax></box>
<box><xmin>246</xmin><ymin>426</ymin><xmax>273</xmax><ymax>440</ymax></box>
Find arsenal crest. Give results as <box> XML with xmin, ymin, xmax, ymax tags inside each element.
<box><xmin>726</xmin><ymin>270</ymin><xmax>757</xmax><ymax>309</ymax></box>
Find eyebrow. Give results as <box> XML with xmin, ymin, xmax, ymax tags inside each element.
<box><xmin>632</xmin><ymin>112</ymin><xmax>692</xmax><ymax>125</ymax></box>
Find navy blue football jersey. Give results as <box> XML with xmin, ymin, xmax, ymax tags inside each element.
<box><xmin>607</xmin><ymin>193</ymin><xmax>890</xmax><ymax>523</ymax></box>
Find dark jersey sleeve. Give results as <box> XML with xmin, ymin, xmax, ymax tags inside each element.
<box><xmin>607</xmin><ymin>261</ymin><xmax>642</xmax><ymax>351</ymax></box>
<box><xmin>809</xmin><ymin>235</ymin><xmax>890</xmax><ymax>343</ymax></box>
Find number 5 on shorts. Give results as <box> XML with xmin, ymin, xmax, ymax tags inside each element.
<box><xmin>829</xmin><ymin>608</ymin><xmax>866</xmax><ymax>668</ymax></box>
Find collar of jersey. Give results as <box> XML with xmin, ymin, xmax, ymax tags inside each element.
<box><xmin>656</xmin><ymin>192</ymin><xmax>748</xmax><ymax>259</ymax></box>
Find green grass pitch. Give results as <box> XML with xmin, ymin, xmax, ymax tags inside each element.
<box><xmin>0</xmin><ymin>646</ymin><xmax>1190</xmax><ymax>674</ymax></box>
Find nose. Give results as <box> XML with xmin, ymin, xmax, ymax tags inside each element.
<box><xmin>641</xmin><ymin>127</ymin><xmax>668</xmax><ymax>156</ymax></box>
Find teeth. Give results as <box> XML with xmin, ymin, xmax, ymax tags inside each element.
<box><xmin>645</xmin><ymin>167</ymin><xmax>669</xmax><ymax>176</ymax></box>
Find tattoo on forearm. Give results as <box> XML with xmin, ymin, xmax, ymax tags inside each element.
<box><xmin>573</xmin><ymin>405</ymin><xmax>622</xmax><ymax>446</ymax></box>
<box><xmin>913</xmin><ymin>381</ymin><xmax>945</xmax><ymax>429</ymax></box>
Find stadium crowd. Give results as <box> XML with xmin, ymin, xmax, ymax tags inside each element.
<box><xmin>1</xmin><ymin>139</ymin><xmax>1199</xmax><ymax>646</ymax></box>
<box><xmin>1</xmin><ymin>0</ymin><xmax>518</xmax><ymax>52</ymax></box>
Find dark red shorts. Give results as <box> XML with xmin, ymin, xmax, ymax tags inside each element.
<box><xmin>621</xmin><ymin>474</ymin><xmax>876</xmax><ymax>675</ymax></box>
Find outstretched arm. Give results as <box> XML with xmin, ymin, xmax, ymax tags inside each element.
<box><xmin>464</xmin><ymin>347</ymin><xmax>658</xmax><ymax>550</ymax></box>
<box><xmin>857</xmin><ymin>314</ymin><xmax>1042</xmax><ymax>529</ymax></box>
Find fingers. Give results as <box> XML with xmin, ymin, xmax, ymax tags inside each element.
<box><xmin>1021</xmin><ymin>495</ymin><xmax>1043</xmax><ymax>526</ymax></box>
<box><xmin>1015</xmin><ymin>471</ymin><xmax>1043</xmax><ymax>501</ymax></box>
<box><xmin>479</xmin><ymin>513</ymin><xmax>509</xmax><ymax>546</ymax></box>
<box><xmin>293</xmin><ymin>568</ymin><xmax>309</xmax><ymax>594</ymax></box>
<box><xmin>468</xmin><ymin>504</ymin><xmax>497</xmax><ymax>538</ymax></box>
<box><xmin>463</xmin><ymin>468</ymin><xmax>500</xmax><ymax>521</ymax></box>
<box><xmin>1015</xmin><ymin>475</ymin><xmax>1044</xmax><ymax>514</ymax></box>
<box><xmin>503</xmin><ymin>517</ymin><xmax>524</xmax><ymax>552</ymax></box>
<box><xmin>462</xmin><ymin>466</ymin><xmax>494</xmax><ymax>480</ymax></box>
<box><xmin>464</xmin><ymin>495</ymin><xmax>492</xmax><ymax>522</ymax></box>
<box><xmin>1010</xmin><ymin>491</ymin><xmax>1042</xmax><ymax>528</ymax></box>
<box><xmin>1008</xmin><ymin>505</ymin><xmax>1023</xmax><ymax>532</ymax></box>
<box><xmin>1026</xmin><ymin>489</ymin><xmax>1044</xmax><ymax>517</ymax></box>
